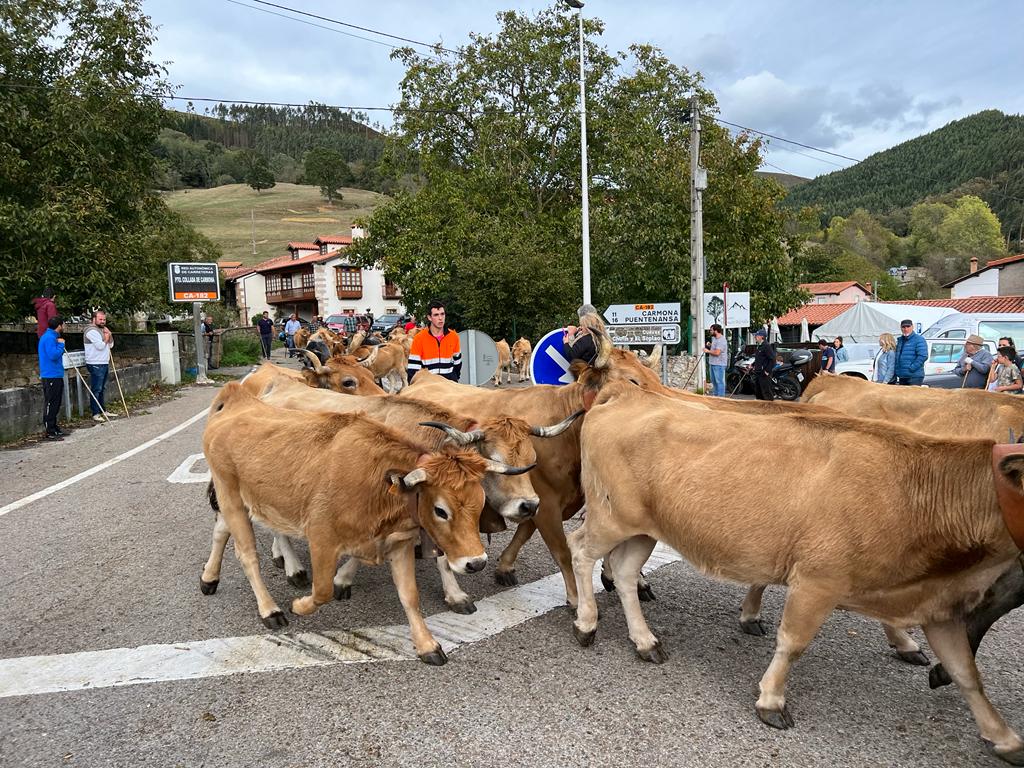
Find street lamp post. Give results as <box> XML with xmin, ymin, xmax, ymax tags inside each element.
<box><xmin>565</xmin><ymin>0</ymin><xmax>591</xmax><ymax>305</ymax></box>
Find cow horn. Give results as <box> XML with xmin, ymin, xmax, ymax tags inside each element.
<box><xmin>483</xmin><ymin>460</ymin><xmax>537</xmax><ymax>476</ymax></box>
<box><xmin>419</xmin><ymin>421</ymin><xmax>486</xmax><ymax>445</ymax></box>
<box><xmin>645</xmin><ymin>344</ymin><xmax>663</xmax><ymax>368</ymax></box>
<box><xmin>298</xmin><ymin>348</ymin><xmax>325</xmax><ymax>373</ymax></box>
<box><xmin>357</xmin><ymin>345</ymin><xmax>379</xmax><ymax>368</ymax></box>
<box><xmin>400</xmin><ymin>467</ymin><xmax>428</xmax><ymax>488</ymax></box>
<box><xmin>530</xmin><ymin>409</ymin><xmax>585</xmax><ymax>438</ymax></box>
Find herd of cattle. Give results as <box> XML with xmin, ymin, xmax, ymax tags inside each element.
<box><xmin>200</xmin><ymin>322</ymin><xmax>1024</xmax><ymax>764</ymax></box>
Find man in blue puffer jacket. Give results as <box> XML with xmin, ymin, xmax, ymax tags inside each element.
<box><xmin>893</xmin><ymin>318</ymin><xmax>928</xmax><ymax>386</ymax></box>
<box><xmin>38</xmin><ymin>315</ymin><xmax>67</xmax><ymax>441</ymax></box>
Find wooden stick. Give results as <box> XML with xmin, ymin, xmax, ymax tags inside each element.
<box><xmin>71</xmin><ymin>365</ymin><xmax>108</xmax><ymax>422</ymax></box>
<box><xmin>109</xmin><ymin>353</ymin><xmax>130</xmax><ymax>419</ymax></box>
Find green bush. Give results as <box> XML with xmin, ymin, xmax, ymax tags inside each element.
<box><xmin>219</xmin><ymin>334</ymin><xmax>262</xmax><ymax>366</ymax></box>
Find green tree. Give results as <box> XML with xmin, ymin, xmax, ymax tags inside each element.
<box><xmin>909</xmin><ymin>195</ymin><xmax>1006</xmax><ymax>283</ymax></box>
<box><xmin>304</xmin><ymin>147</ymin><xmax>350</xmax><ymax>202</ymax></box>
<box><xmin>241</xmin><ymin>150</ymin><xmax>275</xmax><ymax>193</ymax></box>
<box><xmin>0</xmin><ymin>0</ymin><xmax>217</xmax><ymax>321</ymax></box>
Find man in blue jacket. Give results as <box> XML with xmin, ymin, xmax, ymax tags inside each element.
<box><xmin>38</xmin><ymin>315</ymin><xmax>67</xmax><ymax>441</ymax></box>
<box><xmin>893</xmin><ymin>318</ymin><xmax>928</xmax><ymax>385</ymax></box>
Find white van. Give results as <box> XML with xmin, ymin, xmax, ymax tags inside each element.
<box><xmin>923</xmin><ymin>312</ymin><xmax>1024</xmax><ymax>346</ymax></box>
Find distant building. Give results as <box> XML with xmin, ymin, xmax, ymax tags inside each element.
<box><xmin>944</xmin><ymin>254</ymin><xmax>1024</xmax><ymax>298</ymax></box>
<box><xmin>799</xmin><ymin>281</ymin><xmax>871</xmax><ymax>304</ymax></box>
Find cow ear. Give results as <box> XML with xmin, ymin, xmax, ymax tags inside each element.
<box><xmin>998</xmin><ymin>454</ymin><xmax>1024</xmax><ymax>491</ymax></box>
<box><xmin>385</xmin><ymin>469</ymin><xmax>406</xmax><ymax>495</ymax></box>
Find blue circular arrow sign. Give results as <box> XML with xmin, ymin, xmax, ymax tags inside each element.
<box><xmin>529</xmin><ymin>329</ymin><xmax>575</xmax><ymax>386</ymax></box>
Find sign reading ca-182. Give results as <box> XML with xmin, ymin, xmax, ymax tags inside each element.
<box><xmin>168</xmin><ymin>262</ymin><xmax>220</xmax><ymax>303</ymax></box>
<box><xmin>604</xmin><ymin>302</ymin><xmax>681</xmax><ymax>325</ymax></box>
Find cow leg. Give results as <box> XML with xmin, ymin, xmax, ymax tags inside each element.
<box><xmin>214</xmin><ymin>485</ymin><xmax>287</xmax><ymax>628</ymax></box>
<box><xmin>290</xmin><ymin>538</ymin><xmax>340</xmax><ymax>616</ymax></box>
<box><xmin>536</xmin><ymin>504</ymin><xmax>578</xmax><ymax>607</ymax></box>
<box><xmin>333</xmin><ymin>557</ymin><xmax>358</xmax><ymax>600</ymax></box>
<box><xmin>930</xmin><ymin>561</ymin><xmax>1024</xmax><ymax>689</ymax></box>
<box><xmin>567</xmin><ymin>523</ymin><xmax>624</xmax><ymax>646</ymax></box>
<box><xmin>756</xmin><ymin>585</ymin><xmax>836</xmax><ymax>730</ymax></box>
<box><xmin>437</xmin><ymin>555</ymin><xmax>476</xmax><ymax>614</ymax></box>
<box><xmin>200</xmin><ymin>514</ymin><xmax>231</xmax><ymax>595</ymax></box>
<box><xmin>495</xmin><ymin>519</ymin><xmax>536</xmax><ymax>586</ymax></box>
<box><xmin>922</xmin><ymin>619</ymin><xmax>1024</xmax><ymax>764</ymax></box>
<box><xmin>740</xmin><ymin>584</ymin><xmax>770</xmax><ymax>636</ymax></box>
<box><xmin>272</xmin><ymin>534</ymin><xmax>309</xmax><ymax>588</ymax></box>
<box><xmin>600</xmin><ymin>557</ymin><xmax>656</xmax><ymax>602</ymax></box>
<box><xmin>882</xmin><ymin>623</ymin><xmax>929</xmax><ymax>665</ymax></box>
<box><xmin>387</xmin><ymin>541</ymin><xmax>446</xmax><ymax>665</ymax></box>
<box><xmin>608</xmin><ymin>536</ymin><xmax>664</xmax><ymax>663</ymax></box>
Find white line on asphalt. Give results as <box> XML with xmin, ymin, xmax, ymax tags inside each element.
<box><xmin>0</xmin><ymin>545</ymin><xmax>682</xmax><ymax>698</ymax></box>
<box><xmin>0</xmin><ymin>408</ymin><xmax>210</xmax><ymax>519</ymax></box>
<box><xmin>167</xmin><ymin>452</ymin><xmax>211</xmax><ymax>484</ymax></box>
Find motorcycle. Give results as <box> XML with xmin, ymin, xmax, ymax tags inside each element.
<box><xmin>730</xmin><ymin>349</ymin><xmax>812</xmax><ymax>401</ymax></box>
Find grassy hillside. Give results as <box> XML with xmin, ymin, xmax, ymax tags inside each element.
<box><xmin>755</xmin><ymin>170</ymin><xmax>809</xmax><ymax>190</ymax></box>
<box><xmin>165</xmin><ymin>183</ymin><xmax>387</xmax><ymax>265</ymax></box>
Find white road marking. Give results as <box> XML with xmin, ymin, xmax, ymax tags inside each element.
<box><xmin>0</xmin><ymin>408</ymin><xmax>209</xmax><ymax>519</ymax></box>
<box><xmin>0</xmin><ymin>545</ymin><xmax>682</xmax><ymax>698</ymax></box>
<box><xmin>167</xmin><ymin>453</ymin><xmax>211</xmax><ymax>484</ymax></box>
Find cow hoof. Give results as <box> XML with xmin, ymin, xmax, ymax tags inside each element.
<box><xmin>261</xmin><ymin>610</ymin><xmax>289</xmax><ymax>629</ymax></box>
<box><xmin>600</xmin><ymin>572</ymin><xmax>616</xmax><ymax>592</ymax></box>
<box><xmin>272</xmin><ymin>556</ymin><xmax>284</xmax><ymax>569</ymax></box>
<box><xmin>928</xmin><ymin>664</ymin><xmax>953</xmax><ymax>689</ymax></box>
<box><xmin>418</xmin><ymin>646</ymin><xmax>448</xmax><ymax>666</ymax></box>
<box><xmin>573</xmin><ymin>624</ymin><xmax>596</xmax><ymax>647</ymax></box>
<box><xmin>199</xmin><ymin>578</ymin><xmax>219</xmax><ymax>595</ymax></box>
<box><xmin>495</xmin><ymin>569</ymin><xmax>518</xmax><ymax>587</ymax></box>
<box><xmin>447</xmin><ymin>599</ymin><xmax>477</xmax><ymax>615</ymax></box>
<box><xmin>333</xmin><ymin>584</ymin><xmax>352</xmax><ymax>601</ymax></box>
<box><xmin>287</xmin><ymin>570</ymin><xmax>310</xmax><ymax>588</ymax></box>
<box><xmin>756</xmin><ymin>705</ymin><xmax>795</xmax><ymax>730</ymax></box>
<box><xmin>895</xmin><ymin>649</ymin><xmax>930</xmax><ymax>666</ymax></box>
<box><xmin>635</xmin><ymin>641</ymin><xmax>667</xmax><ymax>664</ymax></box>
<box><xmin>991</xmin><ymin>745</ymin><xmax>1024</xmax><ymax>766</ymax></box>
<box><xmin>637</xmin><ymin>583</ymin><xmax>656</xmax><ymax>602</ymax></box>
<box><xmin>740</xmin><ymin>618</ymin><xmax>769</xmax><ymax>637</ymax></box>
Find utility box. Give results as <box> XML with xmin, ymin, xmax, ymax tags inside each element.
<box><xmin>157</xmin><ymin>331</ymin><xmax>181</xmax><ymax>384</ymax></box>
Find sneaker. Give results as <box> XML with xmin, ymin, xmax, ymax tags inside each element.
<box><xmin>54</xmin><ymin>428</ymin><xmax>70</xmax><ymax>437</ymax></box>
<box><xmin>92</xmin><ymin>414</ymin><xmax>105</xmax><ymax>422</ymax></box>
<box><xmin>102</xmin><ymin>411</ymin><xmax>117</xmax><ymax>419</ymax></box>
<box><xmin>44</xmin><ymin>433</ymin><xmax>64</xmax><ymax>441</ymax></box>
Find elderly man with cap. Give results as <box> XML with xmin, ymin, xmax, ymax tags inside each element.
<box><xmin>953</xmin><ymin>334</ymin><xmax>993</xmax><ymax>388</ymax></box>
<box><xmin>750</xmin><ymin>326</ymin><xmax>776</xmax><ymax>401</ymax></box>
<box><xmin>893</xmin><ymin>318</ymin><xmax>928</xmax><ymax>385</ymax></box>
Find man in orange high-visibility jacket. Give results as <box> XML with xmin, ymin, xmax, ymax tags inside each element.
<box><xmin>407</xmin><ymin>300</ymin><xmax>462</xmax><ymax>382</ymax></box>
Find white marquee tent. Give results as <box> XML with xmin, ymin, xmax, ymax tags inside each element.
<box><xmin>813</xmin><ymin>302</ymin><xmax>956</xmax><ymax>343</ymax></box>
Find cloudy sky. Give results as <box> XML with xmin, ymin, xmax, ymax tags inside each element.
<box><xmin>144</xmin><ymin>0</ymin><xmax>1023</xmax><ymax>179</ymax></box>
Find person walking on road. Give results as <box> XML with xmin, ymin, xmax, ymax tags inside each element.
<box><xmin>407</xmin><ymin>300</ymin><xmax>462</xmax><ymax>382</ymax></box>
<box><xmin>875</xmin><ymin>333</ymin><xmax>896</xmax><ymax>383</ymax></box>
<box><xmin>833</xmin><ymin>336</ymin><xmax>849</xmax><ymax>363</ymax></box>
<box><xmin>33</xmin><ymin>288</ymin><xmax>58</xmax><ymax>338</ymax></box>
<box><xmin>257</xmin><ymin>311</ymin><xmax>274</xmax><ymax>359</ymax></box>
<box><xmin>818</xmin><ymin>338</ymin><xmax>836</xmax><ymax>374</ymax></box>
<box><xmin>705</xmin><ymin>323</ymin><xmax>728</xmax><ymax>396</ymax></box>
<box><xmin>893</xmin><ymin>319</ymin><xmax>927</xmax><ymax>385</ymax></box>
<box><xmin>201</xmin><ymin>314</ymin><xmax>218</xmax><ymax>370</ymax></box>
<box><xmin>39</xmin><ymin>315</ymin><xmax>67</xmax><ymax>440</ymax></box>
<box><xmin>751</xmin><ymin>327</ymin><xmax>776</xmax><ymax>401</ymax></box>
<box><xmin>953</xmin><ymin>334</ymin><xmax>993</xmax><ymax>389</ymax></box>
<box><xmin>84</xmin><ymin>310</ymin><xmax>116</xmax><ymax>421</ymax></box>
<box><xmin>284</xmin><ymin>314</ymin><xmax>301</xmax><ymax>358</ymax></box>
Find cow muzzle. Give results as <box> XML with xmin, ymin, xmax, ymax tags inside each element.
<box><xmin>450</xmin><ymin>553</ymin><xmax>488</xmax><ymax>575</ymax></box>
<box><xmin>502</xmin><ymin>497</ymin><xmax>539</xmax><ymax>523</ymax></box>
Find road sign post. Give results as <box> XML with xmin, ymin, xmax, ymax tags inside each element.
<box><xmin>168</xmin><ymin>263</ymin><xmax>220</xmax><ymax>385</ymax></box>
<box><xmin>605</xmin><ymin>324</ymin><xmax>681</xmax><ymax>345</ymax></box>
<box><xmin>457</xmin><ymin>330</ymin><xmax>499</xmax><ymax>386</ymax></box>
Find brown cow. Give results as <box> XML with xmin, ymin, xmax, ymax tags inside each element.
<box><xmin>292</xmin><ymin>326</ymin><xmax>311</xmax><ymax>352</ymax></box>
<box><xmin>511</xmin><ymin>337</ymin><xmax>532</xmax><ymax>382</ymax></box>
<box><xmin>354</xmin><ymin>340</ymin><xmax>409</xmax><ymax>393</ymax></box>
<box><xmin>295</xmin><ymin>350</ymin><xmax>386</xmax><ymax>395</ymax></box>
<box><xmin>571</xmin><ymin>382</ymin><xmax>1024</xmax><ymax>763</ymax></box>
<box><xmin>201</xmin><ymin>381</ymin><xmax>530</xmax><ymax>665</ymax></box>
<box><xmin>493</xmin><ymin>339</ymin><xmax>512</xmax><ymax>386</ymax></box>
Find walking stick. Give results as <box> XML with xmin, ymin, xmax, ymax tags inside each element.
<box><xmin>681</xmin><ymin>350</ymin><xmax>707</xmax><ymax>391</ymax></box>
<box><xmin>70</xmin><ymin>364</ymin><xmax>108</xmax><ymax>422</ymax></box>
<box><xmin>728</xmin><ymin>368</ymin><xmax>750</xmax><ymax>397</ymax></box>
<box><xmin>109</xmin><ymin>353</ymin><xmax>130</xmax><ymax>419</ymax></box>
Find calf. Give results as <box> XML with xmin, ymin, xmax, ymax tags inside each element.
<box><xmin>511</xmin><ymin>337</ymin><xmax>532</xmax><ymax>382</ymax></box>
<box><xmin>493</xmin><ymin>339</ymin><xmax>512</xmax><ymax>386</ymax></box>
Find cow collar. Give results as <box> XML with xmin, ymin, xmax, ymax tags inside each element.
<box><xmin>991</xmin><ymin>444</ymin><xmax>1024</xmax><ymax>552</ymax></box>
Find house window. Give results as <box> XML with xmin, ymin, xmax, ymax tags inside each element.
<box><xmin>383</xmin><ymin>279</ymin><xmax>402</xmax><ymax>299</ymax></box>
<box><xmin>281</xmin><ymin>274</ymin><xmax>292</xmax><ymax>291</ymax></box>
<box><xmin>302</xmin><ymin>272</ymin><xmax>314</xmax><ymax>290</ymax></box>
<box><xmin>266</xmin><ymin>275</ymin><xmax>281</xmax><ymax>293</ymax></box>
<box><xmin>336</xmin><ymin>266</ymin><xmax>362</xmax><ymax>298</ymax></box>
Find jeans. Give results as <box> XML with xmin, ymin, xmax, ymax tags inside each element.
<box><xmin>86</xmin><ymin>363</ymin><xmax>108</xmax><ymax>415</ymax></box>
<box><xmin>708</xmin><ymin>365</ymin><xmax>726</xmax><ymax>396</ymax></box>
<box><xmin>894</xmin><ymin>376</ymin><xmax>924</xmax><ymax>386</ymax></box>
<box><xmin>42</xmin><ymin>377</ymin><xmax>64</xmax><ymax>433</ymax></box>
<box><xmin>285</xmin><ymin>334</ymin><xmax>295</xmax><ymax>357</ymax></box>
<box><xmin>260</xmin><ymin>334</ymin><xmax>272</xmax><ymax>358</ymax></box>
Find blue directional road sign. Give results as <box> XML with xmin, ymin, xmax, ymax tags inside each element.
<box><xmin>530</xmin><ymin>329</ymin><xmax>575</xmax><ymax>386</ymax></box>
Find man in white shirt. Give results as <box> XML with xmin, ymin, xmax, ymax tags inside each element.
<box><xmin>84</xmin><ymin>310</ymin><xmax>115</xmax><ymax>421</ymax></box>
<box><xmin>284</xmin><ymin>313</ymin><xmax>301</xmax><ymax>358</ymax></box>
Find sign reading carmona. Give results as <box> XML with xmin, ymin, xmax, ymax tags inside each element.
<box><xmin>604</xmin><ymin>302</ymin><xmax>681</xmax><ymax>325</ymax></box>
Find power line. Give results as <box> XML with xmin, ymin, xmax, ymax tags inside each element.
<box><xmin>223</xmin><ymin>0</ymin><xmax>406</xmax><ymax>52</ymax></box>
<box><xmin>715</xmin><ymin>117</ymin><xmax>862</xmax><ymax>164</ymax></box>
<box><xmin>245</xmin><ymin>0</ymin><xmax>457</xmax><ymax>55</ymax></box>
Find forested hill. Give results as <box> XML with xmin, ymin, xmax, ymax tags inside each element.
<box><xmin>783</xmin><ymin>110</ymin><xmax>1024</xmax><ymax>239</ymax></box>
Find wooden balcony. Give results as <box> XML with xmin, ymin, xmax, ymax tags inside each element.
<box><xmin>266</xmin><ymin>287</ymin><xmax>316</xmax><ymax>304</ymax></box>
<box><xmin>337</xmin><ymin>288</ymin><xmax>363</xmax><ymax>299</ymax></box>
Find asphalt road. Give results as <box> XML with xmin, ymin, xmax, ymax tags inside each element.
<box><xmin>1</xmin><ymin>360</ymin><xmax>1021</xmax><ymax>768</ymax></box>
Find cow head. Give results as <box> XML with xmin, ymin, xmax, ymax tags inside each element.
<box><xmin>993</xmin><ymin>446</ymin><xmax>1024</xmax><ymax>551</ymax></box>
<box><xmin>571</xmin><ymin>347</ymin><xmax>664</xmax><ymax>409</ymax></box>
<box><xmin>388</xmin><ymin>451</ymin><xmax>533</xmax><ymax>573</ymax></box>
<box><xmin>298</xmin><ymin>349</ymin><xmax>384</xmax><ymax>395</ymax></box>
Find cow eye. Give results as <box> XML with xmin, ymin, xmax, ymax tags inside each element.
<box><xmin>433</xmin><ymin>506</ymin><xmax>449</xmax><ymax>521</ymax></box>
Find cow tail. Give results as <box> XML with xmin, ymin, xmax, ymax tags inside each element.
<box><xmin>207</xmin><ymin>480</ymin><xmax>220</xmax><ymax>514</ymax></box>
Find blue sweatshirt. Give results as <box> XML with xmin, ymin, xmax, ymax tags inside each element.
<box><xmin>38</xmin><ymin>328</ymin><xmax>66</xmax><ymax>379</ymax></box>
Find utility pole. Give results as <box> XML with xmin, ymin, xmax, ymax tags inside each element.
<box><xmin>688</xmin><ymin>94</ymin><xmax>708</xmax><ymax>392</ymax></box>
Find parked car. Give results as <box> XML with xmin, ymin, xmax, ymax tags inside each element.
<box><xmin>834</xmin><ymin>338</ymin><xmax>997</xmax><ymax>388</ymax></box>
<box><xmin>370</xmin><ymin>313</ymin><xmax>405</xmax><ymax>334</ymax></box>
<box><xmin>325</xmin><ymin>314</ymin><xmax>358</xmax><ymax>336</ymax></box>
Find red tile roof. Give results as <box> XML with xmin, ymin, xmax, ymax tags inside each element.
<box><xmin>287</xmin><ymin>242</ymin><xmax>320</xmax><ymax>251</ymax></box>
<box><xmin>983</xmin><ymin>253</ymin><xmax>1024</xmax><ymax>268</ymax></box>
<box><xmin>218</xmin><ymin>260</ymin><xmax>243</xmax><ymax>268</ymax></box>
<box><xmin>255</xmin><ymin>251</ymin><xmax>328</xmax><ymax>273</ymax></box>
<box><xmin>885</xmin><ymin>296</ymin><xmax>1024</xmax><ymax>314</ymax></box>
<box><xmin>776</xmin><ymin>303</ymin><xmax>855</xmax><ymax>326</ymax></box>
<box><xmin>943</xmin><ymin>253</ymin><xmax>1024</xmax><ymax>286</ymax></box>
<box><xmin>798</xmin><ymin>281</ymin><xmax>869</xmax><ymax>295</ymax></box>
<box><xmin>315</xmin><ymin>235</ymin><xmax>352</xmax><ymax>245</ymax></box>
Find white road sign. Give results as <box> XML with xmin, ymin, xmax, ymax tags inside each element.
<box><xmin>62</xmin><ymin>351</ymin><xmax>86</xmax><ymax>369</ymax></box>
<box><xmin>703</xmin><ymin>292</ymin><xmax>750</xmax><ymax>329</ymax></box>
<box><xmin>604</xmin><ymin>302</ymin><xmax>681</xmax><ymax>325</ymax></box>
<box><xmin>607</xmin><ymin>324</ymin><xmax>681</xmax><ymax>346</ymax></box>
